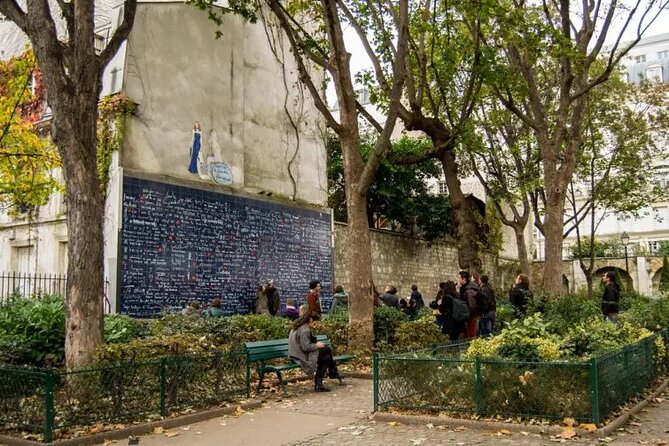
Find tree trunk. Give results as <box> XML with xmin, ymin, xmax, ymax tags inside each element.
<box><xmin>541</xmin><ymin>188</ymin><xmax>567</xmax><ymax>294</ymax></box>
<box><xmin>345</xmin><ymin>188</ymin><xmax>374</xmax><ymax>354</ymax></box>
<box><xmin>513</xmin><ymin>224</ymin><xmax>530</xmax><ymax>274</ymax></box>
<box><xmin>441</xmin><ymin>150</ymin><xmax>481</xmax><ymax>274</ymax></box>
<box><xmin>51</xmin><ymin>94</ymin><xmax>105</xmax><ymax>370</ymax></box>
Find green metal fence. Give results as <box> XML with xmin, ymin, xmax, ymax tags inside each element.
<box><xmin>374</xmin><ymin>331</ymin><xmax>668</xmax><ymax>424</ymax></box>
<box><xmin>0</xmin><ymin>351</ymin><xmax>247</xmax><ymax>443</ymax></box>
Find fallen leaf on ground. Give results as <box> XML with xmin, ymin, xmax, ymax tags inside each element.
<box><xmin>498</xmin><ymin>429</ymin><xmax>512</xmax><ymax>436</ymax></box>
<box><xmin>581</xmin><ymin>423</ymin><xmax>597</xmax><ymax>432</ymax></box>
<box><xmin>560</xmin><ymin>427</ymin><xmax>577</xmax><ymax>439</ymax></box>
<box><xmin>426</xmin><ymin>423</ymin><xmax>434</xmax><ymax>429</ymax></box>
<box><xmin>563</xmin><ymin>417</ymin><xmax>577</xmax><ymax>428</ymax></box>
<box><xmin>153</xmin><ymin>427</ymin><xmax>165</xmax><ymax>434</ymax></box>
<box><xmin>165</xmin><ymin>431</ymin><xmax>179</xmax><ymax>438</ymax></box>
<box><xmin>387</xmin><ymin>421</ymin><xmax>401</xmax><ymax>427</ymax></box>
<box><xmin>410</xmin><ymin>439</ymin><xmax>426</xmax><ymax>445</ymax></box>
<box><xmin>655</xmin><ymin>440</ymin><xmax>667</xmax><ymax>446</ymax></box>
<box><xmin>233</xmin><ymin>406</ymin><xmax>246</xmax><ymax>417</ymax></box>
<box><xmin>180</xmin><ymin>426</ymin><xmax>190</xmax><ymax>431</ymax></box>
<box><xmin>103</xmin><ymin>440</ymin><xmax>114</xmax><ymax>446</ymax></box>
<box><xmin>520</xmin><ymin>431</ymin><xmax>529</xmax><ymax>436</ymax></box>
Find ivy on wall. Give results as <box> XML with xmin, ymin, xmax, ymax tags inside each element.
<box><xmin>96</xmin><ymin>93</ymin><xmax>135</xmax><ymax>196</ymax></box>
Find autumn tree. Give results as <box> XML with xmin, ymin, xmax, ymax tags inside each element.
<box><xmin>0</xmin><ymin>50</ymin><xmax>60</xmax><ymax>213</ymax></box>
<box><xmin>0</xmin><ymin>0</ymin><xmax>138</xmax><ymax>368</ymax></box>
<box><xmin>480</xmin><ymin>0</ymin><xmax>668</xmax><ymax>293</ymax></box>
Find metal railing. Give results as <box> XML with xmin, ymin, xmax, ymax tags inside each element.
<box><xmin>0</xmin><ymin>272</ymin><xmax>67</xmax><ymax>304</ymax></box>
<box><xmin>0</xmin><ymin>351</ymin><xmax>247</xmax><ymax>443</ymax></box>
<box><xmin>373</xmin><ymin>330</ymin><xmax>668</xmax><ymax>424</ymax></box>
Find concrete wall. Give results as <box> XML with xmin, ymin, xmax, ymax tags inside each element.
<box><xmin>122</xmin><ymin>3</ymin><xmax>326</xmax><ymax>206</ymax></box>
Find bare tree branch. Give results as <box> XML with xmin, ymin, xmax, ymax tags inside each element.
<box><xmin>99</xmin><ymin>0</ymin><xmax>138</xmax><ymax>69</ymax></box>
<box><xmin>0</xmin><ymin>0</ymin><xmax>28</xmax><ymax>32</ymax></box>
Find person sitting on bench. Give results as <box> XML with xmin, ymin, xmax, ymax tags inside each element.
<box><xmin>288</xmin><ymin>310</ymin><xmax>342</xmax><ymax>392</ymax></box>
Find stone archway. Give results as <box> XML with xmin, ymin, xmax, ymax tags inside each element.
<box><xmin>594</xmin><ymin>266</ymin><xmax>633</xmax><ymax>291</ymax></box>
<box><xmin>652</xmin><ymin>267</ymin><xmax>665</xmax><ymax>291</ymax></box>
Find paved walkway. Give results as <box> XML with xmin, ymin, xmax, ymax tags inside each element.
<box><xmin>100</xmin><ymin>379</ymin><xmax>669</xmax><ymax>446</ymax></box>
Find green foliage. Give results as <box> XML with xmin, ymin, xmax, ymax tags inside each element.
<box><xmin>660</xmin><ymin>256</ymin><xmax>669</xmax><ymax>292</ymax></box>
<box><xmin>569</xmin><ymin>238</ymin><xmax>625</xmax><ymax>260</ymax></box>
<box><xmin>393</xmin><ymin>313</ymin><xmax>444</xmax><ymax>352</ymax></box>
<box><xmin>315</xmin><ymin>310</ymin><xmax>349</xmax><ymax>354</ymax></box>
<box><xmin>373</xmin><ymin>306</ymin><xmax>408</xmax><ymax>349</ymax></box>
<box><xmin>0</xmin><ymin>295</ymin><xmax>65</xmax><ymax>367</ymax></box>
<box><xmin>327</xmin><ymin>134</ymin><xmax>454</xmax><ymax>240</ymax></box>
<box><xmin>618</xmin><ymin>295</ymin><xmax>669</xmax><ymax>332</ymax></box>
<box><xmin>96</xmin><ymin>93</ymin><xmax>134</xmax><ymax>196</ymax></box>
<box><xmin>103</xmin><ymin>314</ymin><xmax>150</xmax><ymax>344</ymax></box>
<box><xmin>542</xmin><ymin>292</ymin><xmax>600</xmax><ymax>333</ymax></box>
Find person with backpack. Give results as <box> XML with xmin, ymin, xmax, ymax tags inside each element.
<box><xmin>509</xmin><ymin>274</ymin><xmax>532</xmax><ymax>317</ymax></box>
<box><xmin>439</xmin><ymin>281</ymin><xmax>467</xmax><ymax>341</ymax></box>
<box><xmin>429</xmin><ymin>282</ymin><xmax>447</xmax><ymax>327</ymax></box>
<box><xmin>458</xmin><ymin>271</ymin><xmax>480</xmax><ymax>339</ymax></box>
<box><xmin>410</xmin><ymin>284</ymin><xmax>425</xmax><ymax>308</ymax></box>
<box><xmin>477</xmin><ymin>275</ymin><xmax>496</xmax><ymax>336</ymax></box>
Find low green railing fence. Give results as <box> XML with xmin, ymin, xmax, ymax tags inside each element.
<box><xmin>0</xmin><ymin>351</ymin><xmax>247</xmax><ymax>443</ymax></box>
<box><xmin>373</xmin><ymin>331</ymin><xmax>668</xmax><ymax>424</ymax></box>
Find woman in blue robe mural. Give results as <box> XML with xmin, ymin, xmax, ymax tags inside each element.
<box><xmin>188</xmin><ymin>121</ymin><xmax>202</xmax><ymax>174</ymax></box>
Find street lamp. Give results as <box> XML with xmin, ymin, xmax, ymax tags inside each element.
<box><xmin>621</xmin><ymin>231</ymin><xmax>630</xmax><ymax>272</ymax></box>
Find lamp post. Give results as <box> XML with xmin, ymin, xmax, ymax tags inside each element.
<box><xmin>621</xmin><ymin>231</ymin><xmax>630</xmax><ymax>273</ymax></box>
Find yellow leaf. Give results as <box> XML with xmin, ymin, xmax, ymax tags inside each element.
<box><xmin>563</xmin><ymin>417</ymin><xmax>577</xmax><ymax>427</ymax></box>
<box><xmin>499</xmin><ymin>429</ymin><xmax>512</xmax><ymax>436</ymax></box>
<box><xmin>233</xmin><ymin>406</ymin><xmax>246</xmax><ymax>417</ymax></box>
<box><xmin>560</xmin><ymin>427</ymin><xmax>577</xmax><ymax>439</ymax></box>
<box><xmin>165</xmin><ymin>431</ymin><xmax>179</xmax><ymax>438</ymax></box>
<box><xmin>153</xmin><ymin>427</ymin><xmax>165</xmax><ymax>434</ymax></box>
<box><xmin>581</xmin><ymin>423</ymin><xmax>597</xmax><ymax>432</ymax></box>
<box><xmin>387</xmin><ymin>421</ymin><xmax>401</xmax><ymax>427</ymax></box>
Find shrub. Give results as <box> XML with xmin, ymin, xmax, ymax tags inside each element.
<box><xmin>394</xmin><ymin>314</ymin><xmax>444</xmax><ymax>352</ymax></box>
<box><xmin>104</xmin><ymin>314</ymin><xmax>150</xmax><ymax>344</ymax></box>
<box><xmin>618</xmin><ymin>295</ymin><xmax>669</xmax><ymax>331</ymax></box>
<box><xmin>543</xmin><ymin>292</ymin><xmax>600</xmax><ymax>334</ymax></box>
<box><xmin>661</xmin><ymin>256</ymin><xmax>669</xmax><ymax>292</ymax></box>
<box><xmin>94</xmin><ymin>333</ymin><xmax>227</xmax><ymax>364</ymax></box>
<box><xmin>0</xmin><ymin>294</ymin><xmax>65</xmax><ymax>367</ymax></box>
<box><xmin>316</xmin><ymin>310</ymin><xmax>349</xmax><ymax>353</ymax></box>
<box><xmin>373</xmin><ymin>306</ymin><xmax>407</xmax><ymax>349</ymax></box>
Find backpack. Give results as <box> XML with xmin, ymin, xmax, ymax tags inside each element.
<box><xmin>474</xmin><ymin>290</ymin><xmax>490</xmax><ymax>315</ymax></box>
<box><xmin>452</xmin><ymin>298</ymin><xmax>470</xmax><ymax>322</ymax></box>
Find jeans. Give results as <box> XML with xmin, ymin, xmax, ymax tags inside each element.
<box><xmin>478</xmin><ymin>311</ymin><xmax>495</xmax><ymax>336</ymax></box>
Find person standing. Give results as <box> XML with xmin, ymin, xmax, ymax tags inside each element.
<box><xmin>330</xmin><ymin>285</ymin><xmax>349</xmax><ymax>314</ymax></box>
<box><xmin>255</xmin><ymin>284</ymin><xmax>270</xmax><ymax>315</ymax></box>
<box><xmin>458</xmin><ymin>271</ymin><xmax>480</xmax><ymax>339</ymax></box>
<box><xmin>439</xmin><ymin>280</ymin><xmax>465</xmax><ymax>341</ymax></box>
<box><xmin>380</xmin><ymin>285</ymin><xmax>400</xmax><ymax>308</ymax></box>
<box><xmin>601</xmin><ymin>271</ymin><xmax>620</xmax><ymax>321</ymax></box>
<box><xmin>265</xmin><ymin>279</ymin><xmax>280</xmax><ymax>316</ymax></box>
<box><xmin>410</xmin><ymin>284</ymin><xmax>425</xmax><ymax>308</ymax></box>
<box><xmin>478</xmin><ymin>275</ymin><xmax>496</xmax><ymax>336</ymax></box>
<box><xmin>306</xmin><ymin>280</ymin><xmax>323</xmax><ymax>316</ymax></box>
<box><xmin>288</xmin><ymin>311</ymin><xmax>341</xmax><ymax>392</ymax></box>
<box><xmin>429</xmin><ymin>282</ymin><xmax>446</xmax><ymax>327</ymax></box>
<box><xmin>509</xmin><ymin>274</ymin><xmax>532</xmax><ymax>317</ymax></box>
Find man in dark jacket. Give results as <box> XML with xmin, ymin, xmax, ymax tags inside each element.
<box><xmin>601</xmin><ymin>271</ymin><xmax>620</xmax><ymax>321</ymax></box>
<box><xmin>410</xmin><ymin>284</ymin><xmax>425</xmax><ymax>308</ymax></box>
<box><xmin>478</xmin><ymin>275</ymin><xmax>496</xmax><ymax>336</ymax></box>
<box><xmin>266</xmin><ymin>279</ymin><xmax>280</xmax><ymax>316</ymax></box>
<box><xmin>381</xmin><ymin>285</ymin><xmax>400</xmax><ymax>308</ymax></box>
<box><xmin>458</xmin><ymin>271</ymin><xmax>480</xmax><ymax>338</ymax></box>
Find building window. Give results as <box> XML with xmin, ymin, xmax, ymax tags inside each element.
<box><xmin>658</xmin><ymin>50</ymin><xmax>669</xmax><ymax>60</ymax></box>
<box><xmin>438</xmin><ymin>181</ymin><xmax>448</xmax><ymax>195</ymax></box>
<box><xmin>635</xmin><ymin>54</ymin><xmax>647</xmax><ymax>63</ymax></box>
<box><xmin>94</xmin><ymin>34</ymin><xmax>105</xmax><ymax>55</ymax></box>
<box><xmin>646</xmin><ymin>66</ymin><xmax>663</xmax><ymax>82</ymax></box>
<box><xmin>110</xmin><ymin>67</ymin><xmax>120</xmax><ymax>92</ymax></box>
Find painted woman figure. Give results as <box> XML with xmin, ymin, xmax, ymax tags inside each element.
<box><xmin>188</xmin><ymin>121</ymin><xmax>202</xmax><ymax>174</ymax></box>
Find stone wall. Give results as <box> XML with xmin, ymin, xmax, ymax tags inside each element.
<box><xmin>333</xmin><ymin>223</ymin><xmax>460</xmax><ymax>300</ymax></box>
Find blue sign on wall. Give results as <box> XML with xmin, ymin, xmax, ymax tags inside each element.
<box><xmin>119</xmin><ymin>176</ymin><xmax>333</xmax><ymax>317</ymax></box>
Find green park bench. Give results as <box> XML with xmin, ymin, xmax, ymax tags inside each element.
<box><xmin>245</xmin><ymin>335</ymin><xmax>355</xmax><ymax>394</ymax></box>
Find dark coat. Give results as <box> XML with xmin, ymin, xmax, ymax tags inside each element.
<box><xmin>509</xmin><ymin>284</ymin><xmax>531</xmax><ymax>316</ymax></box>
<box><xmin>439</xmin><ymin>292</ymin><xmax>465</xmax><ymax>341</ymax></box>
<box><xmin>381</xmin><ymin>292</ymin><xmax>399</xmax><ymax>308</ymax></box>
<box><xmin>460</xmin><ymin>281</ymin><xmax>480</xmax><ymax>317</ymax></box>
<box><xmin>601</xmin><ymin>282</ymin><xmax>620</xmax><ymax>315</ymax></box>
<box><xmin>410</xmin><ymin>291</ymin><xmax>425</xmax><ymax>308</ymax></box>
<box><xmin>480</xmin><ymin>283</ymin><xmax>497</xmax><ymax>313</ymax></box>
<box><xmin>288</xmin><ymin>323</ymin><xmax>319</xmax><ymax>374</ymax></box>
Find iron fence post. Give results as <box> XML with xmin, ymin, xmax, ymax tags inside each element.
<box><xmin>159</xmin><ymin>358</ymin><xmax>167</xmax><ymax>417</ymax></box>
<box><xmin>373</xmin><ymin>352</ymin><xmax>379</xmax><ymax>413</ymax></box>
<box><xmin>475</xmin><ymin>357</ymin><xmax>483</xmax><ymax>416</ymax></box>
<box><xmin>44</xmin><ymin>369</ymin><xmax>54</xmax><ymax>443</ymax></box>
<box><xmin>589</xmin><ymin>357</ymin><xmax>600</xmax><ymax>425</ymax></box>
